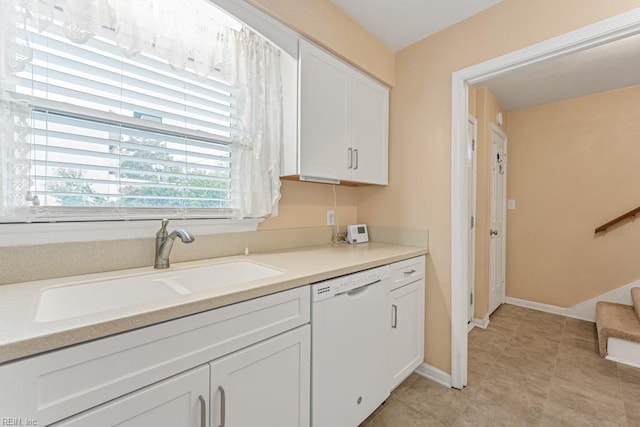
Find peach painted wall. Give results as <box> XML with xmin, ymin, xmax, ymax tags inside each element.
<box><xmin>468</xmin><ymin>86</ymin><xmax>477</xmax><ymax>117</ymax></box>
<box><xmin>261</xmin><ymin>181</ymin><xmax>357</xmax><ymax>230</ymax></box>
<box><xmin>506</xmin><ymin>85</ymin><xmax>640</xmax><ymax>307</ymax></box>
<box><xmin>248</xmin><ymin>0</ymin><xmax>394</xmax><ymax>85</ymax></box>
<box><xmin>473</xmin><ymin>88</ymin><xmax>507</xmax><ymax>319</ymax></box>
<box><xmin>357</xmin><ymin>0</ymin><xmax>640</xmax><ymax>373</ymax></box>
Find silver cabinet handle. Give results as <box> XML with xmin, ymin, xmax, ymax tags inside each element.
<box><xmin>392</xmin><ymin>304</ymin><xmax>398</xmax><ymax>328</ymax></box>
<box><xmin>347</xmin><ymin>148</ymin><xmax>353</xmax><ymax>169</ymax></box>
<box><xmin>354</xmin><ymin>149</ymin><xmax>359</xmax><ymax>170</ymax></box>
<box><xmin>218</xmin><ymin>385</ymin><xmax>226</xmax><ymax>427</ymax></box>
<box><xmin>403</xmin><ymin>269</ymin><xmax>416</xmax><ymax>276</ymax></box>
<box><xmin>198</xmin><ymin>395</ymin><xmax>206</xmax><ymax>427</ymax></box>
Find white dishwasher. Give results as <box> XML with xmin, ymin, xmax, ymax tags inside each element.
<box><xmin>311</xmin><ymin>265</ymin><xmax>391</xmax><ymax>427</ymax></box>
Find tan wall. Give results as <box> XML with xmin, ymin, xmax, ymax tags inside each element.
<box><xmin>248</xmin><ymin>0</ymin><xmax>394</xmax><ymax>85</ymax></box>
<box><xmin>357</xmin><ymin>0</ymin><xmax>640</xmax><ymax>373</ymax></box>
<box><xmin>468</xmin><ymin>86</ymin><xmax>477</xmax><ymax>117</ymax></box>
<box><xmin>506</xmin><ymin>85</ymin><xmax>640</xmax><ymax>307</ymax></box>
<box><xmin>473</xmin><ymin>88</ymin><xmax>507</xmax><ymax>319</ymax></box>
<box><xmin>261</xmin><ymin>181</ymin><xmax>357</xmax><ymax>230</ymax></box>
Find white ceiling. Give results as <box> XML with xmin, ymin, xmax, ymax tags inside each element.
<box><xmin>331</xmin><ymin>1</ymin><xmax>640</xmax><ymax>111</ymax></box>
<box><xmin>479</xmin><ymin>33</ymin><xmax>640</xmax><ymax>111</ymax></box>
<box><xmin>330</xmin><ymin>0</ymin><xmax>503</xmax><ymax>51</ymax></box>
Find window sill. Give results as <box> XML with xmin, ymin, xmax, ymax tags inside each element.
<box><xmin>0</xmin><ymin>218</ymin><xmax>263</xmax><ymax>247</ymax></box>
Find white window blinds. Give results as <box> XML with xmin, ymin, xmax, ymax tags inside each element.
<box><xmin>0</xmin><ymin>0</ymin><xmax>283</xmax><ymax>223</ymax></box>
<box><xmin>12</xmin><ymin>24</ymin><xmax>235</xmax><ymax>221</ymax></box>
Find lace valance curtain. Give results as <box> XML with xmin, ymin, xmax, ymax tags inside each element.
<box><xmin>0</xmin><ymin>0</ymin><xmax>282</xmax><ymax>219</ymax></box>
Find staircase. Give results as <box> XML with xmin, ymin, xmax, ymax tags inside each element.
<box><xmin>596</xmin><ymin>287</ymin><xmax>640</xmax><ymax>367</ymax></box>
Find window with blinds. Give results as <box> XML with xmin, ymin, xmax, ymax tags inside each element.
<box><xmin>10</xmin><ymin>17</ymin><xmax>238</xmax><ymax>221</ymax></box>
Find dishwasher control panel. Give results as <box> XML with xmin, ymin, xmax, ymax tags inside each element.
<box><xmin>312</xmin><ymin>265</ymin><xmax>391</xmax><ymax>302</ymax></box>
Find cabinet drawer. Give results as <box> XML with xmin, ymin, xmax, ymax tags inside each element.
<box><xmin>0</xmin><ymin>286</ymin><xmax>309</xmax><ymax>426</ymax></box>
<box><xmin>52</xmin><ymin>365</ymin><xmax>209</xmax><ymax>427</ymax></box>
<box><xmin>390</xmin><ymin>256</ymin><xmax>425</xmax><ymax>291</ymax></box>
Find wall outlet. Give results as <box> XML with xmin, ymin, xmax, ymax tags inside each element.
<box><xmin>326</xmin><ymin>210</ymin><xmax>335</xmax><ymax>226</ymax></box>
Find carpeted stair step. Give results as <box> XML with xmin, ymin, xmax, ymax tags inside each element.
<box><xmin>596</xmin><ymin>300</ymin><xmax>640</xmax><ymax>357</ymax></box>
<box><xmin>632</xmin><ymin>287</ymin><xmax>640</xmax><ymax>321</ymax></box>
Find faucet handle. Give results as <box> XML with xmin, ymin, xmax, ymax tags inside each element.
<box><xmin>156</xmin><ymin>218</ymin><xmax>169</xmax><ymax>238</ymax></box>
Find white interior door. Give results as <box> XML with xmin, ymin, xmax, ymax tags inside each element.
<box><xmin>467</xmin><ymin>116</ymin><xmax>477</xmax><ymax>325</ymax></box>
<box><xmin>489</xmin><ymin>125</ymin><xmax>507</xmax><ymax>315</ymax></box>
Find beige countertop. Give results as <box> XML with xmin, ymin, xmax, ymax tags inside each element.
<box><xmin>0</xmin><ymin>242</ymin><xmax>426</xmax><ymax>365</ymax></box>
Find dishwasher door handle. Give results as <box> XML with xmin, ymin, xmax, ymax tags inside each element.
<box><xmin>336</xmin><ymin>279</ymin><xmax>382</xmax><ymax>297</ymax></box>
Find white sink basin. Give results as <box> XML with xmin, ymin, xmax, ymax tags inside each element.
<box><xmin>34</xmin><ymin>261</ymin><xmax>284</xmax><ymax>322</ymax></box>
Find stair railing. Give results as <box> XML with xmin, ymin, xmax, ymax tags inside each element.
<box><xmin>595</xmin><ymin>206</ymin><xmax>640</xmax><ymax>233</ymax></box>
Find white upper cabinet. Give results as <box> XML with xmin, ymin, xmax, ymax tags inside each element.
<box><xmin>290</xmin><ymin>39</ymin><xmax>389</xmax><ymax>185</ymax></box>
<box><xmin>298</xmin><ymin>40</ymin><xmax>350</xmax><ymax>182</ymax></box>
<box><xmin>350</xmin><ymin>71</ymin><xmax>389</xmax><ymax>185</ymax></box>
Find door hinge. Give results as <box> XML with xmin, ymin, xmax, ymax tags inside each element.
<box><xmin>472</xmin><ymin>139</ymin><xmax>476</xmax><ymax>151</ymax></box>
<box><xmin>470</xmin><ymin>292</ymin><xmax>474</xmax><ymax>305</ymax></box>
<box><xmin>470</xmin><ymin>216</ymin><xmax>475</xmax><ymax>229</ymax></box>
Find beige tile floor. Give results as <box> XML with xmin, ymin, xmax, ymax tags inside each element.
<box><xmin>360</xmin><ymin>304</ymin><xmax>640</xmax><ymax>426</ymax></box>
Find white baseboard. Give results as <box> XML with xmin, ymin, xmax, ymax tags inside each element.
<box><xmin>569</xmin><ymin>280</ymin><xmax>640</xmax><ymax>322</ymax></box>
<box><xmin>473</xmin><ymin>315</ymin><xmax>490</xmax><ymax>329</ymax></box>
<box><xmin>414</xmin><ymin>363</ymin><xmax>451</xmax><ymax>388</ymax></box>
<box><xmin>505</xmin><ymin>296</ymin><xmax>571</xmax><ymax>318</ymax></box>
<box><xmin>505</xmin><ymin>279</ymin><xmax>640</xmax><ymax>322</ymax></box>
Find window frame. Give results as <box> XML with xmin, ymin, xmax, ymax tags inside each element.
<box><xmin>0</xmin><ymin>0</ymin><xmax>299</xmax><ymax>245</ymax></box>
<box><xmin>8</xmin><ymin>16</ymin><xmax>238</xmax><ymax>221</ymax></box>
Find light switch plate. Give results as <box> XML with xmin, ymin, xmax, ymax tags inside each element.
<box><xmin>507</xmin><ymin>199</ymin><xmax>516</xmax><ymax>210</ymax></box>
<box><xmin>326</xmin><ymin>210</ymin><xmax>335</xmax><ymax>226</ymax></box>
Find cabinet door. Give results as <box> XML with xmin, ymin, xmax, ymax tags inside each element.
<box><xmin>390</xmin><ymin>279</ymin><xmax>425</xmax><ymax>391</ymax></box>
<box><xmin>350</xmin><ymin>71</ymin><xmax>389</xmax><ymax>185</ymax></box>
<box><xmin>210</xmin><ymin>325</ymin><xmax>310</xmax><ymax>427</ymax></box>
<box><xmin>53</xmin><ymin>365</ymin><xmax>209</xmax><ymax>427</ymax></box>
<box><xmin>299</xmin><ymin>40</ymin><xmax>350</xmax><ymax>181</ymax></box>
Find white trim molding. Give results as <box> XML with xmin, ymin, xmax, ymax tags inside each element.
<box><xmin>505</xmin><ymin>297</ymin><xmax>570</xmax><ymax>318</ymax></box>
<box><xmin>505</xmin><ymin>279</ymin><xmax>640</xmax><ymax>322</ymax></box>
<box><xmin>473</xmin><ymin>315</ymin><xmax>490</xmax><ymax>330</ymax></box>
<box><xmin>414</xmin><ymin>363</ymin><xmax>452</xmax><ymax>389</ymax></box>
<box><xmin>569</xmin><ymin>280</ymin><xmax>640</xmax><ymax>321</ymax></box>
<box><xmin>451</xmin><ymin>7</ymin><xmax>640</xmax><ymax>391</ymax></box>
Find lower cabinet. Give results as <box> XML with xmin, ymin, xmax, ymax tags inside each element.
<box><xmin>210</xmin><ymin>325</ymin><xmax>310</xmax><ymax>427</ymax></box>
<box><xmin>389</xmin><ymin>257</ymin><xmax>426</xmax><ymax>391</ymax></box>
<box><xmin>54</xmin><ymin>326</ymin><xmax>310</xmax><ymax>427</ymax></box>
<box><xmin>54</xmin><ymin>365</ymin><xmax>210</xmax><ymax>426</ymax></box>
<box><xmin>2</xmin><ymin>257</ymin><xmax>428</xmax><ymax>427</ymax></box>
<box><xmin>1</xmin><ymin>286</ymin><xmax>310</xmax><ymax>426</ymax></box>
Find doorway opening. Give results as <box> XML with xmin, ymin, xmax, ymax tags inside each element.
<box><xmin>450</xmin><ymin>8</ymin><xmax>640</xmax><ymax>390</ymax></box>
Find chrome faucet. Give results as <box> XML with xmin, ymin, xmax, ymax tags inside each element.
<box><xmin>154</xmin><ymin>219</ymin><xmax>195</xmax><ymax>269</ymax></box>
